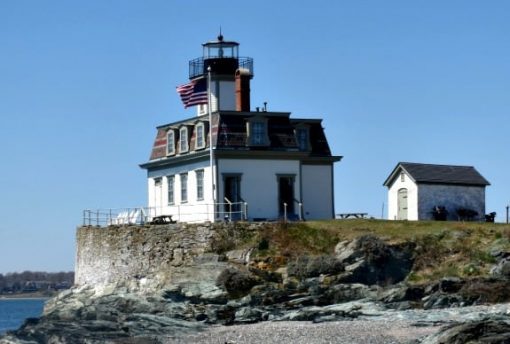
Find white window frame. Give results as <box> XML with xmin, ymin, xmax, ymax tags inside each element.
<box><xmin>180</xmin><ymin>173</ymin><xmax>188</xmax><ymax>203</ymax></box>
<box><xmin>195</xmin><ymin>123</ymin><xmax>205</xmax><ymax>150</ymax></box>
<box><xmin>196</xmin><ymin>169</ymin><xmax>204</xmax><ymax>201</ymax></box>
<box><xmin>179</xmin><ymin>127</ymin><xmax>189</xmax><ymax>153</ymax></box>
<box><xmin>167</xmin><ymin>175</ymin><xmax>175</xmax><ymax>205</ymax></box>
<box><xmin>166</xmin><ymin>130</ymin><xmax>175</xmax><ymax>156</ymax></box>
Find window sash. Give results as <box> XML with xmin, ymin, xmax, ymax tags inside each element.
<box><xmin>297</xmin><ymin>128</ymin><xmax>308</xmax><ymax>151</ymax></box>
<box><xmin>180</xmin><ymin>128</ymin><xmax>188</xmax><ymax>152</ymax></box>
<box><xmin>196</xmin><ymin>124</ymin><xmax>204</xmax><ymax>149</ymax></box>
<box><xmin>167</xmin><ymin>131</ymin><xmax>175</xmax><ymax>155</ymax></box>
<box><xmin>196</xmin><ymin>170</ymin><xmax>204</xmax><ymax>200</ymax></box>
<box><xmin>180</xmin><ymin>173</ymin><xmax>188</xmax><ymax>202</ymax></box>
<box><xmin>167</xmin><ymin>175</ymin><xmax>175</xmax><ymax>205</ymax></box>
<box><xmin>251</xmin><ymin>122</ymin><xmax>266</xmax><ymax>145</ymax></box>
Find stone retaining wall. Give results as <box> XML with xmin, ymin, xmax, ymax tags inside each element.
<box><xmin>75</xmin><ymin>223</ymin><xmax>219</xmax><ymax>286</ymax></box>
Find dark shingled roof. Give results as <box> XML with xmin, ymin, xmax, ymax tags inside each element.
<box><xmin>384</xmin><ymin>162</ymin><xmax>490</xmax><ymax>186</ymax></box>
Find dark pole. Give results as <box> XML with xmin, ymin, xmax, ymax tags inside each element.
<box><xmin>506</xmin><ymin>205</ymin><xmax>509</xmax><ymax>224</ymax></box>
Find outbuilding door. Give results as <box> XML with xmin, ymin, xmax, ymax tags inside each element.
<box><xmin>397</xmin><ymin>188</ymin><xmax>408</xmax><ymax>220</ymax></box>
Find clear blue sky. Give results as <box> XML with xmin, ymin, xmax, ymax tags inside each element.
<box><xmin>1</xmin><ymin>1</ymin><xmax>509</xmax><ymax>273</ymax></box>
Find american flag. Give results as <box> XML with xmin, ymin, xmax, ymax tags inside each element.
<box><xmin>176</xmin><ymin>78</ymin><xmax>208</xmax><ymax>108</ymax></box>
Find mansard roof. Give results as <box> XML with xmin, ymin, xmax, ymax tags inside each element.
<box><xmin>140</xmin><ymin>110</ymin><xmax>341</xmax><ymax>169</ymax></box>
<box><xmin>383</xmin><ymin>162</ymin><xmax>490</xmax><ymax>187</ymax></box>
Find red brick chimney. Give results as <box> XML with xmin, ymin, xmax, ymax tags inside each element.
<box><xmin>235</xmin><ymin>68</ymin><xmax>252</xmax><ymax>112</ymax></box>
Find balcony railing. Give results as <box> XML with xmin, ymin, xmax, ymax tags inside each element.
<box><xmin>189</xmin><ymin>57</ymin><xmax>253</xmax><ymax>79</ymax></box>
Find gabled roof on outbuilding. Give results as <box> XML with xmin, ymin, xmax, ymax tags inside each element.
<box><xmin>383</xmin><ymin>162</ymin><xmax>490</xmax><ymax>187</ymax></box>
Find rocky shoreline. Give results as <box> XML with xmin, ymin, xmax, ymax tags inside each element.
<box><xmin>2</xmin><ymin>233</ymin><xmax>510</xmax><ymax>343</ymax></box>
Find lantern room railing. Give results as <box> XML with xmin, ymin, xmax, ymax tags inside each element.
<box><xmin>189</xmin><ymin>56</ymin><xmax>253</xmax><ymax>79</ymax></box>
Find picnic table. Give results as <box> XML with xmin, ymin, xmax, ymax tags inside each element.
<box><xmin>150</xmin><ymin>215</ymin><xmax>175</xmax><ymax>224</ymax></box>
<box><xmin>336</xmin><ymin>213</ymin><xmax>368</xmax><ymax>219</ymax></box>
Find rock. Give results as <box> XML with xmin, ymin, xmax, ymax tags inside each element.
<box><xmin>438</xmin><ymin>277</ymin><xmax>465</xmax><ymax>293</ymax></box>
<box><xmin>420</xmin><ymin>319</ymin><xmax>510</xmax><ymax>344</ymax></box>
<box><xmin>490</xmin><ymin>257</ymin><xmax>510</xmax><ymax>277</ymax></box>
<box><xmin>216</xmin><ymin>267</ymin><xmax>261</xmax><ymax>298</ymax></box>
<box><xmin>325</xmin><ymin>283</ymin><xmax>378</xmax><ymax>304</ymax></box>
<box><xmin>234</xmin><ymin>307</ymin><xmax>267</xmax><ymax>323</ymax></box>
<box><xmin>287</xmin><ymin>255</ymin><xmax>344</xmax><ymax>279</ymax></box>
<box><xmin>225</xmin><ymin>248</ymin><xmax>254</xmax><ymax>264</ymax></box>
<box><xmin>334</xmin><ymin>235</ymin><xmax>415</xmax><ymax>286</ymax></box>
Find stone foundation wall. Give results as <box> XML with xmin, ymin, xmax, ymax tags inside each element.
<box><xmin>75</xmin><ymin>223</ymin><xmax>219</xmax><ymax>287</ymax></box>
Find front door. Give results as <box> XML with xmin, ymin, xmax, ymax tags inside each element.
<box><xmin>278</xmin><ymin>176</ymin><xmax>295</xmax><ymax>216</ymax></box>
<box><xmin>224</xmin><ymin>175</ymin><xmax>241</xmax><ymax>220</ymax></box>
<box><xmin>397</xmin><ymin>188</ymin><xmax>408</xmax><ymax>220</ymax></box>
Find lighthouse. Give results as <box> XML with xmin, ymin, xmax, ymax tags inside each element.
<box><xmin>188</xmin><ymin>34</ymin><xmax>253</xmax><ymax>115</ymax></box>
<box><xmin>141</xmin><ymin>35</ymin><xmax>341</xmax><ymax>223</ymax></box>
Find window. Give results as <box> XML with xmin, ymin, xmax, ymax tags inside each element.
<box><xmin>296</xmin><ymin>128</ymin><xmax>309</xmax><ymax>151</ymax></box>
<box><xmin>166</xmin><ymin>130</ymin><xmax>175</xmax><ymax>155</ymax></box>
<box><xmin>247</xmin><ymin>118</ymin><xmax>268</xmax><ymax>146</ymax></box>
<box><xmin>252</xmin><ymin>122</ymin><xmax>265</xmax><ymax>145</ymax></box>
<box><xmin>179</xmin><ymin>127</ymin><xmax>188</xmax><ymax>153</ymax></box>
<box><xmin>400</xmin><ymin>172</ymin><xmax>405</xmax><ymax>182</ymax></box>
<box><xmin>154</xmin><ymin>178</ymin><xmax>162</xmax><ymax>187</ymax></box>
<box><xmin>167</xmin><ymin>175</ymin><xmax>175</xmax><ymax>205</ymax></box>
<box><xmin>195</xmin><ymin>123</ymin><xmax>205</xmax><ymax>150</ymax></box>
<box><xmin>199</xmin><ymin>104</ymin><xmax>206</xmax><ymax>115</ymax></box>
<box><xmin>180</xmin><ymin>173</ymin><xmax>188</xmax><ymax>203</ymax></box>
<box><xmin>196</xmin><ymin>169</ymin><xmax>204</xmax><ymax>200</ymax></box>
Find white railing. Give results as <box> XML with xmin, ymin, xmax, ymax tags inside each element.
<box><xmin>82</xmin><ymin>202</ymin><xmax>248</xmax><ymax>227</ymax></box>
<box><xmin>281</xmin><ymin>199</ymin><xmax>304</xmax><ymax>223</ymax></box>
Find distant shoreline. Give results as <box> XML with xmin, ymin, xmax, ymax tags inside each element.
<box><xmin>0</xmin><ymin>292</ymin><xmax>55</xmax><ymax>300</ymax></box>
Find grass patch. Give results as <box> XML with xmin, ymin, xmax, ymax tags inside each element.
<box><xmin>212</xmin><ymin>219</ymin><xmax>510</xmax><ymax>284</ymax></box>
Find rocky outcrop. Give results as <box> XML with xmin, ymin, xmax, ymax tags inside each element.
<box><xmin>421</xmin><ymin>320</ymin><xmax>510</xmax><ymax>344</ymax></box>
<box><xmin>4</xmin><ymin>226</ymin><xmax>510</xmax><ymax>343</ymax></box>
<box><xmin>334</xmin><ymin>235</ymin><xmax>415</xmax><ymax>285</ymax></box>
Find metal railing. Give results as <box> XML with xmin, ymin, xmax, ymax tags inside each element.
<box><xmin>282</xmin><ymin>199</ymin><xmax>304</xmax><ymax>223</ymax></box>
<box><xmin>82</xmin><ymin>202</ymin><xmax>248</xmax><ymax>227</ymax></box>
<box><xmin>188</xmin><ymin>56</ymin><xmax>254</xmax><ymax>79</ymax></box>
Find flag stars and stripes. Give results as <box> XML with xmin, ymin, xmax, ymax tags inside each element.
<box><xmin>176</xmin><ymin>78</ymin><xmax>208</xmax><ymax>108</ymax></box>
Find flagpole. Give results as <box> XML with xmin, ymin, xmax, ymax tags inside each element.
<box><xmin>207</xmin><ymin>66</ymin><xmax>215</xmax><ymax>221</ymax></box>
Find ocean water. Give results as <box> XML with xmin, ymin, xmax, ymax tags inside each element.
<box><xmin>0</xmin><ymin>298</ymin><xmax>46</xmax><ymax>334</ymax></box>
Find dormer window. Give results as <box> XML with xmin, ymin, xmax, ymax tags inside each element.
<box><xmin>195</xmin><ymin>122</ymin><xmax>205</xmax><ymax>150</ymax></box>
<box><xmin>247</xmin><ymin>117</ymin><xmax>269</xmax><ymax>146</ymax></box>
<box><xmin>179</xmin><ymin>127</ymin><xmax>189</xmax><ymax>153</ymax></box>
<box><xmin>295</xmin><ymin>127</ymin><xmax>310</xmax><ymax>151</ymax></box>
<box><xmin>166</xmin><ymin>130</ymin><xmax>175</xmax><ymax>155</ymax></box>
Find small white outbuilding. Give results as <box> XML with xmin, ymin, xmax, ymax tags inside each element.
<box><xmin>383</xmin><ymin>162</ymin><xmax>490</xmax><ymax>221</ymax></box>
